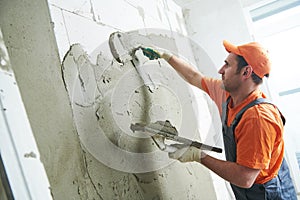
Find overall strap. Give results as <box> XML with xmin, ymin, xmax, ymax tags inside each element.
<box><xmin>230</xmin><ymin>98</ymin><xmax>285</xmax><ymax>131</ymax></box>
<box><xmin>221</xmin><ymin>97</ymin><xmax>231</xmax><ymax>127</ymax></box>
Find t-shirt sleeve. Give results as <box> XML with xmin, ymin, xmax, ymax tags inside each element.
<box><xmin>201</xmin><ymin>77</ymin><xmax>227</xmax><ymax>115</ymax></box>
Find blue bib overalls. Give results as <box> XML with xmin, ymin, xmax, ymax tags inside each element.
<box><xmin>221</xmin><ymin>98</ymin><xmax>297</xmax><ymax>200</ymax></box>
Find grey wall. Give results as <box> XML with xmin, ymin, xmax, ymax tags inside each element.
<box><xmin>0</xmin><ymin>0</ymin><xmax>89</xmax><ymax>199</ymax></box>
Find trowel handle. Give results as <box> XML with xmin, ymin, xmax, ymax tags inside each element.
<box><xmin>170</xmin><ymin>135</ymin><xmax>222</xmax><ymax>153</ymax></box>
<box><xmin>190</xmin><ymin>141</ymin><xmax>222</xmax><ymax>153</ymax></box>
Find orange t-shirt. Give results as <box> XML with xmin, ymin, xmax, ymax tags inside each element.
<box><xmin>201</xmin><ymin>77</ymin><xmax>284</xmax><ymax>184</ymax></box>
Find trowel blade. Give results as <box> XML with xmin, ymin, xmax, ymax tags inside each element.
<box><xmin>109</xmin><ymin>31</ymin><xmax>135</xmax><ymax>64</ymax></box>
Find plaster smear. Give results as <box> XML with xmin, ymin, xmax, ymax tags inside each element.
<box><xmin>62</xmin><ymin>31</ymin><xmax>222</xmax><ymax>199</ymax></box>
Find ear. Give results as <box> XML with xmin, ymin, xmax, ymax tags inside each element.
<box><xmin>242</xmin><ymin>65</ymin><xmax>253</xmax><ymax>78</ymax></box>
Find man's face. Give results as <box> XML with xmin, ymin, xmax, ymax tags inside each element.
<box><xmin>218</xmin><ymin>53</ymin><xmax>242</xmax><ymax>92</ymax></box>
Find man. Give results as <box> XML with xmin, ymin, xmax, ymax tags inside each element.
<box><xmin>142</xmin><ymin>41</ymin><xmax>297</xmax><ymax>200</ymax></box>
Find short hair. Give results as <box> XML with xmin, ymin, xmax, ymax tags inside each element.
<box><xmin>236</xmin><ymin>55</ymin><xmax>263</xmax><ymax>85</ymax></box>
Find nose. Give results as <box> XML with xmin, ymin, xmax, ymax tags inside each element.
<box><xmin>218</xmin><ymin>65</ymin><xmax>225</xmax><ymax>74</ymax></box>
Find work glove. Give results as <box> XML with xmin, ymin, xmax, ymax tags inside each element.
<box><xmin>141</xmin><ymin>47</ymin><xmax>172</xmax><ymax>61</ymax></box>
<box><xmin>168</xmin><ymin>144</ymin><xmax>202</xmax><ymax>163</ymax></box>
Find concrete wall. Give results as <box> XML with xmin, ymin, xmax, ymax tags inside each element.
<box><xmin>0</xmin><ymin>0</ymin><xmax>88</xmax><ymax>199</ymax></box>
<box><xmin>0</xmin><ymin>0</ymin><xmax>255</xmax><ymax>199</ymax></box>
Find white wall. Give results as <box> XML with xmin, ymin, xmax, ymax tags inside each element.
<box><xmin>179</xmin><ymin>0</ymin><xmax>252</xmax><ymax>71</ymax></box>
<box><xmin>49</xmin><ymin>0</ymin><xmax>187</xmax><ymax>60</ymax></box>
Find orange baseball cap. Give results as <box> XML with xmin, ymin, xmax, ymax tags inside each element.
<box><xmin>223</xmin><ymin>40</ymin><xmax>271</xmax><ymax>78</ymax></box>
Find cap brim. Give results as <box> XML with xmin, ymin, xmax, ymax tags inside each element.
<box><xmin>223</xmin><ymin>40</ymin><xmax>240</xmax><ymax>55</ymax></box>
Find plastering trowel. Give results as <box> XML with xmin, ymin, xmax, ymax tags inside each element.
<box><xmin>130</xmin><ymin>120</ymin><xmax>222</xmax><ymax>153</ymax></box>
<box><xmin>109</xmin><ymin>31</ymin><xmax>156</xmax><ymax>92</ymax></box>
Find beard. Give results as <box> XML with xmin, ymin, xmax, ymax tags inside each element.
<box><xmin>220</xmin><ymin>81</ymin><xmax>228</xmax><ymax>92</ymax></box>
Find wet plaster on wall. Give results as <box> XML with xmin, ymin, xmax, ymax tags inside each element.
<box><xmin>61</xmin><ymin>30</ymin><xmax>219</xmax><ymax>199</ymax></box>
<box><xmin>61</xmin><ymin>44</ymin><xmax>145</xmax><ymax>199</ymax></box>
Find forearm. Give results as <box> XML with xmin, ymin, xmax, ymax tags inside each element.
<box><xmin>200</xmin><ymin>154</ymin><xmax>260</xmax><ymax>188</ymax></box>
<box><xmin>167</xmin><ymin>55</ymin><xmax>204</xmax><ymax>90</ymax></box>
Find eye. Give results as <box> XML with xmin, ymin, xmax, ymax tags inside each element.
<box><xmin>224</xmin><ymin>61</ymin><xmax>229</xmax><ymax>67</ymax></box>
